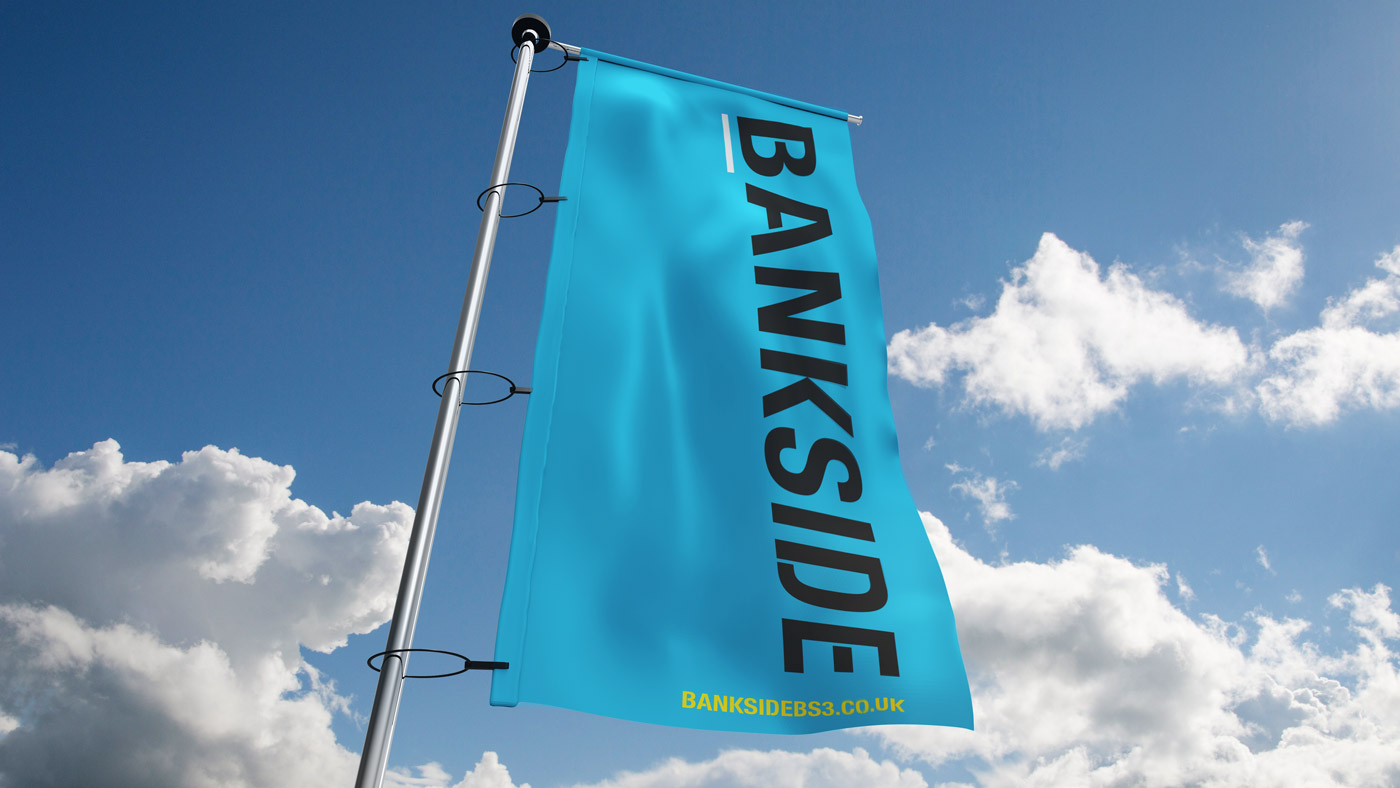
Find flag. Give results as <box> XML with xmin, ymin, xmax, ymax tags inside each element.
<box><xmin>490</xmin><ymin>48</ymin><xmax>972</xmax><ymax>733</ymax></box>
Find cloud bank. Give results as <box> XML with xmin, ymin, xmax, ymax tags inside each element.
<box><xmin>0</xmin><ymin>440</ymin><xmax>412</xmax><ymax>788</ymax></box>
<box><xmin>865</xmin><ymin>514</ymin><xmax>1400</xmax><ymax>787</ymax></box>
<box><xmin>3</xmin><ymin>441</ymin><xmax>1394</xmax><ymax>787</ymax></box>
<box><xmin>420</xmin><ymin>513</ymin><xmax>1400</xmax><ymax>788</ymax></box>
<box><xmin>567</xmin><ymin>747</ymin><xmax>927</xmax><ymax>788</ymax></box>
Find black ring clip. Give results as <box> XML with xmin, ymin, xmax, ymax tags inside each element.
<box><xmin>510</xmin><ymin>42</ymin><xmax>582</xmax><ymax>72</ymax></box>
<box><xmin>475</xmin><ymin>182</ymin><xmax>567</xmax><ymax>218</ymax></box>
<box><xmin>433</xmin><ymin>369</ymin><xmax>531</xmax><ymax>406</ymax></box>
<box><xmin>367</xmin><ymin>648</ymin><xmax>509</xmax><ymax>679</ymax></box>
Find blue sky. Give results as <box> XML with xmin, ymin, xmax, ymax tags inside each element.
<box><xmin>3</xmin><ymin>2</ymin><xmax>1398</xmax><ymax>787</ymax></box>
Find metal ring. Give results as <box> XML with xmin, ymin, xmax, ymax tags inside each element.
<box><xmin>432</xmin><ymin>369</ymin><xmax>524</xmax><ymax>406</ymax></box>
<box><xmin>510</xmin><ymin>42</ymin><xmax>569</xmax><ymax>72</ymax></box>
<box><xmin>366</xmin><ymin>648</ymin><xmax>508</xmax><ymax>679</ymax></box>
<box><xmin>476</xmin><ymin>182</ymin><xmax>546</xmax><ymax>218</ymax></box>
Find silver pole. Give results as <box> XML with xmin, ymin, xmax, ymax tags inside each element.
<box><xmin>352</xmin><ymin>24</ymin><xmax>542</xmax><ymax>788</ymax></box>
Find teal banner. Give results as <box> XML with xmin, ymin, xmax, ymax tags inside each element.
<box><xmin>491</xmin><ymin>49</ymin><xmax>972</xmax><ymax>733</ymax></box>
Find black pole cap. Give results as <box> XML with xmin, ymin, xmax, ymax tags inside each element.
<box><xmin>511</xmin><ymin>14</ymin><xmax>552</xmax><ymax>50</ymax></box>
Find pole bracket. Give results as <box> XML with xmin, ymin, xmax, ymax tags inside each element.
<box><xmin>433</xmin><ymin>369</ymin><xmax>531</xmax><ymax>405</ymax></box>
<box><xmin>367</xmin><ymin>648</ymin><xmax>509</xmax><ymax>679</ymax></box>
<box><xmin>476</xmin><ymin>182</ymin><xmax>567</xmax><ymax>218</ymax></box>
<box><xmin>511</xmin><ymin>43</ymin><xmax>584</xmax><ymax>72</ymax></box>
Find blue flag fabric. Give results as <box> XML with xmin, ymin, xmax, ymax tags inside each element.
<box><xmin>490</xmin><ymin>49</ymin><xmax>972</xmax><ymax>733</ymax></box>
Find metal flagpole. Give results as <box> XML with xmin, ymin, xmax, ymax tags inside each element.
<box><xmin>353</xmin><ymin>14</ymin><xmax>552</xmax><ymax>788</ymax></box>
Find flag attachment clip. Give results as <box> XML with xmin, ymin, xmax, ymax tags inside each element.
<box><xmin>510</xmin><ymin>42</ymin><xmax>586</xmax><ymax>72</ymax></box>
<box><xmin>367</xmin><ymin>648</ymin><xmax>509</xmax><ymax>679</ymax></box>
<box><xmin>475</xmin><ymin>182</ymin><xmax>567</xmax><ymax>218</ymax></box>
<box><xmin>432</xmin><ymin>369</ymin><xmax>531</xmax><ymax>405</ymax></box>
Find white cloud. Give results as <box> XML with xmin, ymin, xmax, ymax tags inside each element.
<box><xmin>1176</xmin><ymin>573</ymin><xmax>1197</xmax><ymax>603</ymax></box>
<box><xmin>959</xmin><ymin>294</ymin><xmax>986</xmax><ymax>312</ymax></box>
<box><xmin>1257</xmin><ymin>327</ymin><xmax>1400</xmax><ymax>426</ymax></box>
<box><xmin>0</xmin><ymin>440</ymin><xmax>414</xmax><ymax>788</ymax></box>
<box><xmin>892</xmin><ymin>230</ymin><xmax>1400</xmax><ymax>430</ymax></box>
<box><xmin>865</xmin><ymin>514</ymin><xmax>1400</xmax><ymax>787</ymax></box>
<box><xmin>888</xmin><ymin>233</ymin><xmax>1250</xmax><ymax>431</ymax></box>
<box><xmin>390</xmin><ymin>748</ymin><xmax>919</xmax><ymax>788</ymax></box>
<box><xmin>1035</xmin><ymin>437</ymin><xmax>1087</xmax><ymax>470</ymax></box>
<box><xmin>1257</xmin><ymin>245</ymin><xmax>1400</xmax><ymax>426</ymax></box>
<box><xmin>946</xmin><ymin>465</ymin><xmax>1016</xmax><ymax>529</ymax></box>
<box><xmin>0</xmin><ymin>603</ymin><xmax>362</xmax><ymax>787</ymax></box>
<box><xmin>1222</xmin><ymin>221</ymin><xmax>1309</xmax><ymax>311</ymax></box>
<box><xmin>1318</xmin><ymin>245</ymin><xmax>1400</xmax><ymax>329</ymax></box>
<box><xmin>385</xmin><ymin>753</ymin><xmax>529</xmax><ymax>788</ymax></box>
<box><xmin>386</xmin><ymin>763</ymin><xmax>458</xmax><ymax>787</ymax></box>
<box><xmin>1257</xmin><ymin>545</ymin><xmax>1275</xmax><ymax>574</ymax></box>
<box><xmin>567</xmin><ymin>747</ymin><xmax>926</xmax><ymax>788</ymax></box>
<box><xmin>451</xmin><ymin>753</ymin><xmax>531</xmax><ymax>788</ymax></box>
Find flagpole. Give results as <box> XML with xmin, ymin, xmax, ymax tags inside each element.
<box><xmin>353</xmin><ymin>15</ymin><xmax>550</xmax><ymax>788</ymax></box>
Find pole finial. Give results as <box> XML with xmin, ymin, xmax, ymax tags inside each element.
<box><xmin>511</xmin><ymin>13</ymin><xmax>552</xmax><ymax>49</ymax></box>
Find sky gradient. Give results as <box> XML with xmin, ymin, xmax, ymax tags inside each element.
<box><xmin>3</xmin><ymin>2</ymin><xmax>1398</xmax><ymax>787</ymax></box>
